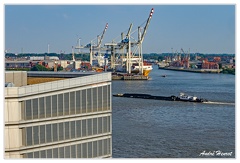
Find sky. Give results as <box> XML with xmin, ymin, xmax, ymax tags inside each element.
<box><xmin>3</xmin><ymin>2</ymin><xmax>236</xmax><ymax>54</ymax></box>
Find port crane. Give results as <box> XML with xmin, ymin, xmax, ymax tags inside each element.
<box><xmin>117</xmin><ymin>23</ymin><xmax>133</xmax><ymax>73</ymax></box>
<box><xmin>104</xmin><ymin>23</ymin><xmax>133</xmax><ymax>71</ymax></box>
<box><xmin>134</xmin><ymin>8</ymin><xmax>154</xmax><ymax>74</ymax></box>
<box><xmin>105</xmin><ymin>8</ymin><xmax>154</xmax><ymax>75</ymax></box>
<box><xmin>96</xmin><ymin>23</ymin><xmax>108</xmax><ymax>49</ymax></box>
<box><xmin>124</xmin><ymin>8</ymin><xmax>154</xmax><ymax>74</ymax></box>
<box><xmin>75</xmin><ymin>23</ymin><xmax>109</xmax><ymax>66</ymax></box>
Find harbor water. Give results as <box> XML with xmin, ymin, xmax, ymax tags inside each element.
<box><xmin>112</xmin><ymin>65</ymin><xmax>235</xmax><ymax>158</ymax></box>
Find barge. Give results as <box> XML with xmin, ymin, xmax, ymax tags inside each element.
<box><xmin>113</xmin><ymin>93</ymin><xmax>208</xmax><ymax>103</ymax></box>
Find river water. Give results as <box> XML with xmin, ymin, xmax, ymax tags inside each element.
<box><xmin>111</xmin><ymin>65</ymin><xmax>235</xmax><ymax>158</ymax></box>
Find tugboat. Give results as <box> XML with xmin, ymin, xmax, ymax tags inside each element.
<box><xmin>178</xmin><ymin>93</ymin><xmax>197</xmax><ymax>101</ymax></box>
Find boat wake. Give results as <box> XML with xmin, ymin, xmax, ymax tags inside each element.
<box><xmin>203</xmin><ymin>101</ymin><xmax>235</xmax><ymax>105</ymax></box>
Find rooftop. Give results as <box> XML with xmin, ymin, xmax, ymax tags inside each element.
<box><xmin>27</xmin><ymin>71</ymin><xmax>103</xmax><ymax>85</ymax></box>
<box><xmin>5</xmin><ymin>71</ymin><xmax>112</xmax><ymax>98</ymax></box>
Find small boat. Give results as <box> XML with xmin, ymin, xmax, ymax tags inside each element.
<box><xmin>178</xmin><ymin>93</ymin><xmax>197</xmax><ymax>101</ymax></box>
<box><xmin>161</xmin><ymin>74</ymin><xmax>167</xmax><ymax>77</ymax></box>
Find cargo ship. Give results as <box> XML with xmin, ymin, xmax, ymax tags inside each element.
<box><xmin>131</xmin><ymin>61</ymin><xmax>153</xmax><ymax>77</ymax></box>
<box><xmin>115</xmin><ymin>59</ymin><xmax>153</xmax><ymax>77</ymax></box>
<box><xmin>113</xmin><ymin>93</ymin><xmax>208</xmax><ymax>103</ymax></box>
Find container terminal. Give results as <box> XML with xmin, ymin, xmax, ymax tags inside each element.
<box><xmin>74</xmin><ymin>8</ymin><xmax>155</xmax><ymax>80</ymax></box>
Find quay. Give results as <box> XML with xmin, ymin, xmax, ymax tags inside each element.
<box><xmin>158</xmin><ymin>66</ymin><xmax>222</xmax><ymax>73</ymax></box>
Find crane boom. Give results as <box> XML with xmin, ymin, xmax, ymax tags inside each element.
<box><xmin>127</xmin><ymin>23</ymin><xmax>133</xmax><ymax>38</ymax></box>
<box><xmin>120</xmin><ymin>23</ymin><xmax>133</xmax><ymax>44</ymax></box>
<box><xmin>139</xmin><ymin>8</ymin><xmax>154</xmax><ymax>44</ymax></box>
<box><xmin>181</xmin><ymin>48</ymin><xmax>185</xmax><ymax>54</ymax></box>
<box><xmin>97</xmin><ymin>23</ymin><xmax>108</xmax><ymax>48</ymax></box>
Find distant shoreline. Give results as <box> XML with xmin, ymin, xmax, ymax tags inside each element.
<box><xmin>158</xmin><ymin>66</ymin><xmax>222</xmax><ymax>73</ymax></box>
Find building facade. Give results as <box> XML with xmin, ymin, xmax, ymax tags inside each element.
<box><xmin>5</xmin><ymin>72</ymin><xmax>112</xmax><ymax>158</ymax></box>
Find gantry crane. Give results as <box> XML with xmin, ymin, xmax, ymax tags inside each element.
<box><xmin>96</xmin><ymin>23</ymin><xmax>108</xmax><ymax>49</ymax></box>
<box><xmin>104</xmin><ymin>8</ymin><xmax>154</xmax><ymax>75</ymax></box>
<box><xmin>75</xmin><ymin>23</ymin><xmax>109</xmax><ymax>66</ymax></box>
<box><xmin>137</xmin><ymin>8</ymin><xmax>154</xmax><ymax>74</ymax></box>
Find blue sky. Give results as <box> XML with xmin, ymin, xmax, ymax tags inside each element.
<box><xmin>4</xmin><ymin>4</ymin><xmax>235</xmax><ymax>54</ymax></box>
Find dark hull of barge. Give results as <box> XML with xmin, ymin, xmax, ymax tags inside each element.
<box><xmin>113</xmin><ymin>93</ymin><xmax>208</xmax><ymax>103</ymax></box>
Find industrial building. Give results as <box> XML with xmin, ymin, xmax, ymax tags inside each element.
<box><xmin>5</xmin><ymin>71</ymin><xmax>112</xmax><ymax>158</ymax></box>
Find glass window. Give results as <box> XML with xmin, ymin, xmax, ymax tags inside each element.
<box><xmin>93</xmin><ymin>141</ymin><xmax>97</xmax><ymax>158</ymax></box>
<box><xmin>92</xmin><ymin>87</ymin><xmax>98</xmax><ymax>112</ymax></box>
<box><xmin>76</xmin><ymin>91</ymin><xmax>81</xmax><ymax>114</ymax></box>
<box><xmin>82</xmin><ymin>119</ymin><xmax>87</xmax><ymax>137</ymax></box>
<box><xmin>82</xmin><ymin>143</ymin><xmax>87</xmax><ymax>158</ymax></box>
<box><xmin>88</xmin><ymin>142</ymin><xmax>92</xmax><ymax>158</ymax></box>
<box><xmin>77</xmin><ymin>144</ymin><xmax>81</xmax><ymax>158</ymax></box>
<box><xmin>98</xmin><ymin>87</ymin><xmax>103</xmax><ymax>112</ymax></box>
<box><xmin>108</xmin><ymin>138</ymin><xmax>111</xmax><ymax>155</ymax></box>
<box><xmin>33</xmin><ymin>126</ymin><xmax>39</xmax><ymax>145</ymax></box>
<box><xmin>93</xmin><ymin>118</ymin><xmax>97</xmax><ymax>135</ymax></box>
<box><xmin>25</xmin><ymin>100</ymin><xmax>32</xmax><ymax>120</ymax></box>
<box><xmin>32</xmin><ymin>98</ymin><xmax>38</xmax><ymax>119</ymax></box>
<box><xmin>70</xmin><ymin>92</ymin><xmax>75</xmax><ymax>115</ymax></box>
<box><xmin>87</xmin><ymin>89</ymin><xmax>92</xmax><ymax>113</ymax></box>
<box><xmin>40</xmin><ymin>125</ymin><xmax>45</xmax><ymax>144</ymax></box>
<box><xmin>82</xmin><ymin>90</ymin><xmax>86</xmax><ymax>113</ymax></box>
<box><xmin>87</xmin><ymin>119</ymin><xmax>92</xmax><ymax>136</ymax></box>
<box><xmin>98</xmin><ymin>117</ymin><xmax>102</xmax><ymax>134</ymax></box>
<box><xmin>70</xmin><ymin>121</ymin><xmax>76</xmax><ymax>139</ymax></box>
<box><xmin>71</xmin><ymin>145</ymin><xmax>76</xmax><ymax>158</ymax></box>
<box><xmin>58</xmin><ymin>94</ymin><xmax>63</xmax><ymax>116</ymax></box>
<box><xmin>39</xmin><ymin>97</ymin><xmax>45</xmax><ymax>119</ymax></box>
<box><xmin>76</xmin><ymin>120</ymin><xmax>81</xmax><ymax>138</ymax></box>
<box><xmin>59</xmin><ymin>147</ymin><xmax>64</xmax><ymax>158</ymax></box>
<box><xmin>59</xmin><ymin>123</ymin><xmax>64</xmax><ymax>141</ymax></box>
<box><xmin>34</xmin><ymin>151</ymin><xmax>39</xmax><ymax>158</ymax></box>
<box><xmin>103</xmin><ymin>86</ymin><xmax>108</xmax><ymax>111</ymax></box>
<box><xmin>64</xmin><ymin>93</ymin><xmax>69</xmax><ymax>115</ymax></box>
<box><xmin>46</xmin><ymin>96</ymin><xmax>51</xmax><ymax>118</ymax></box>
<box><xmin>98</xmin><ymin>140</ymin><xmax>103</xmax><ymax>156</ymax></box>
<box><xmin>47</xmin><ymin>149</ymin><xmax>52</xmax><ymax>158</ymax></box>
<box><xmin>65</xmin><ymin>146</ymin><xmax>70</xmax><ymax>158</ymax></box>
<box><xmin>52</xmin><ymin>95</ymin><xmax>57</xmax><ymax>117</ymax></box>
<box><xmin>103</xmin><ymin>117</ymin><xmax>108</xmax><ymax>133</ymax></box>
<box><xmin>103</xmin><ymin>139</ymin><xmax>108</xmax><ymax>155</ymax></box>
<box><xmin>108</xmin><ymin>116</ymin><xmax>111</xmax><ymax>132</ymax></box>
<box><xmin>53</xmin><ymin>148</ymin><xmax>58</xmax><ymax>158</ymax></box>
<box><xmin>46</xmin><ymin>124</ymin><xmax>52</xmax><ymax>143</ymax></box>
<box><xmin>26</xmin><ymin>127</ymin><xmax>32</xmax><ymax>146</ymax></box>
<box><xmin>52</xmin><ymin>123</ymin><xmax>58</xmax><ymax>142</ymax></box>
<box><xmin>40</xmin><ymin>150</ymin><xmax>46</xmax><ymax>158</ymax></box>
<box><xmin>108</xmin><ymin>85</ymin><xmax>111</xmax><ymax>110</ymax></box>
<box><xmin>21</xmin><ymin>101</ymin><xmax>25</xmax><ymax>120</ymax></box>
<box><xmin>65</xmin><ymin>122</ymin><xmax>70</xmax><ymax>140</ymax></box>
<box><xmin>27</xmin><ymin>153</ymin><xmax>33</xmax><ymax>158</ymax></box>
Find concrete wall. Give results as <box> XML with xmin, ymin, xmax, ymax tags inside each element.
<box><xmin>5</xmin><ymin>71</ymin><xmax>27</xmax><ymax>87</ymax></box>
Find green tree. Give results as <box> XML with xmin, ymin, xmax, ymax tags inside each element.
<box><xmin>31</xmin><ymin>64</ymin><xmax>49</xmax><ymax>71</ymax></box>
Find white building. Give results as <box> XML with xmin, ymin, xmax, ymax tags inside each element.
<box><xmin>5</xmin><ymin>71</ymin><xmax>112</xmax><ymax>158</ymax></box>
